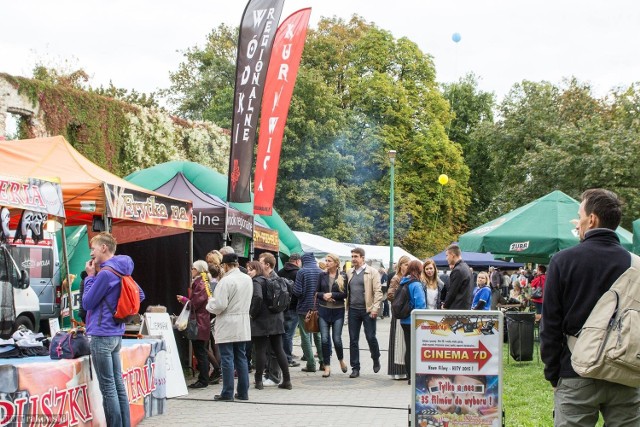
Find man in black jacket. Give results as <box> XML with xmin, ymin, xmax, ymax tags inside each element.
<box><xmin>442</xmin><ymin>244</ymin><xmax>473</xmax><ymax>310</ymax></box>
<box><xmin>277</xmin><ymin>253</ymin><xmax>301</xmax><ymax>367</ymax></box>
<box><xmin>541</xmin><ymin>189</ymin><xmax>639</xmax><ymax>426</ymax></box>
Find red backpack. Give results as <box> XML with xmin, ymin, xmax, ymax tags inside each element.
<box><xmin>102</xmin><ymin>266</ymin><xmax>141</xmax><ymax>323</ymax></box>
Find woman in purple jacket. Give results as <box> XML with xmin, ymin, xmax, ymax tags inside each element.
<box><xmin>177</xmin><ymin>260</ymin><xmax>213</xmax><ymax>389</ymax></box>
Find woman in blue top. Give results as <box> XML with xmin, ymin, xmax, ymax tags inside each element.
<box><xmin>399</xmin><ymin>260</ymin><xmax>427</xmax><ymax>384</ymax></box>
<box><xmin>471</xmin><ymin>271</ymin><xmax>492</xmax><ymax>310</ymax></box>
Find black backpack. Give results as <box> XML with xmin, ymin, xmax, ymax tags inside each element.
<box><xmin>264</xmin><ymin>277</ymin><xmax>292</xmax><ymax>313</ymax></box>
<box><xmin>391</xmin><ymin>282</ymin><xmax>412</xmax><ymax>319</ymax></box>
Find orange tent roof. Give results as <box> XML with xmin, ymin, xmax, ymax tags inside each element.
<box><xmin>0</xmin><ymin>136</ymin><xmax>192</xmax><ymax>241</ymax></box>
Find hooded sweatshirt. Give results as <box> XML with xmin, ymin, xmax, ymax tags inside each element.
<box><xmin>293</xmin><ymin>252</ymin><xmax>322</xmax><ymax>315</ymax></box>
<box><xmin>83</xmin><ymin>255</ymin><xmax>145</xmax><ymax>337</ymax></box>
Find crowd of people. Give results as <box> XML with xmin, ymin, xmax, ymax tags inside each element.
<box><xmin>173</xmin><ymin>241</ymin><xmax>548</xmax><ymax>400</ymax></box>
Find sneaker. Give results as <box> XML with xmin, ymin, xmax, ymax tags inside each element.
<box><xmin>188</xmin><ymin>380</ymin><xmax>208</xmax><ymax>389</ymax></box>
<box><xmin>288</xmin><ymin>360</ymin><xmax>300</xmax><ymax>367</ymax></box>
<box><xmin>263</xmin><ymin>378</ymin><xmax>278</xmax><ymax>387</ymax></box>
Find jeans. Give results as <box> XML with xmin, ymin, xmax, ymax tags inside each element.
<box><xmin>348</xmin><ymin>308</ymin><xmax>380</xmax><ymax>371</ymax></box>
<box><xmin>192</xmin><ymin>339</ymin><xmax>209</xmax><ymax>384</ymax></box>
<box><xmin>382</xmin><ymin>298</ymin><xmax>390</xmax><ymax>317</ymax></box>
<box><xmin>218</xmin><ymin>341</ymin><xmax>249</xmax><ymax>399</ymax></box>
<box><xmin>90</xmin><ymin>336</ymin><xmax>130</xmax><ymax>427</ymax></box>
<box><xmin>319</xmin><ymin>313</ymin><xmax>345</xmax><ymax>366</ymax></box>
<box><xmin>283</xmin><ymin>309</ymin><xmax>299</xmax><ymax>363</ymax></box>
<box><xmin>297</xmin><ymin>314</ymin><xmax>323</xmax><ymax>370</ymax></box>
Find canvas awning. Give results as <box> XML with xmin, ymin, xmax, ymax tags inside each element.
<box><xmin>0</xmin><ymin>136</ymin><xmax>193</xmax><ymax>243</ymax></box>
<box><xmin>459</xmin><ymin>190</ymin><xmax>633</xmax><ymax>263</ymax></box>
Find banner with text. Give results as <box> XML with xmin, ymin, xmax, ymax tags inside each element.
<box><xmin>0</xmin><ymin>339</ymin><xmax>166</xmax><ymax>427</ymax></box>
<box><xmin>227</xmin><ymin>0</ymin><xmax>285</xmax><ymax>203</ymax></box>
<box><xmin>253</xmin><ymin>8</ymin><xmax>311</xmax><ymax>215</ymax></box>
<box><xmin>411</xmin><ymin>310</ymin><xmax>503</xmax><ymax>427</ymax></box>
<box><xmin>104</xmin><ymin>184</ymin><xmax>192</xmax><ymax>230</ymax></box>
<box><xmin>253</xmin><ymin>224</ymin><xmax>279</xmax><ymax>252</ymax></box>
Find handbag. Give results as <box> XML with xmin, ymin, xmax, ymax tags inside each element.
<box><xmin>530</xmin><ymin>287</ymin><xmax>543</xmax><ymax>299</ymax></box>
<box><xmin>174</xmin><ymin>301</ymin><xmax>190</xmax><ymax>331</ymax></box>
<box><xmin>304</xmin><ymin>296</ymin><xmax>320</xmax><ymax>333</ymax></box>
<box><xmin>49</xmin><ymin>328</ymin><xmax>91</xmax><ymax>359</ymax></box>
<box><xmin>186</xmin><ymin>318</ymin><xmax>199</xmax><ymax>340</ymax></box>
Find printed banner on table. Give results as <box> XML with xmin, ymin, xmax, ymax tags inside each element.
<box><xmin>227</xmin><ymin>0</ymin><xmax>285</xmax><ymax>203</ymax></box>
<box><xmin>0</xmin><ymin>339</ymin><xmax>166</xmax><ymax>427</ymax></box>
<box><xmin>412</xmin><ymin>310</ymin><xmax>503</xmax><ymax>427</ymax></box>
<box><xmin>253</xmin><ymin>8</ymin><xmax>311</xmax><ymax>216</ymax></box>
<box><xmin>104</xmin><ymin>184</ymin><xmax>192</xmax><ymax>230</ymax></box>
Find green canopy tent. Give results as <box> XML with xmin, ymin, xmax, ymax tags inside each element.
<box><xmin>633</xmin><ymin>219</ymin><xmax>640</xmax><ymax>255</ymax></box>
<box><xmin>458</xmin><ymin>190</ymin><xmax>633</xmax><ymax>264</ymax></box>
<box><xmin>125</xmin><ymin>161</ymin><xmax>302</xmax><ymax>257</ymax></box>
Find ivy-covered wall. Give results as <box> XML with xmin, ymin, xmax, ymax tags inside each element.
<box><xmin>0</xmin><ymin>73</ymin><xmax>229</xmax><ymax>177</ymax></box>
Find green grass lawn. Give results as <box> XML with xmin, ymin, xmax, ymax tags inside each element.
<box><xmin>502</xmin><ymin>344</ymin><xmax>604</xmax><ymax>427</ymax></box>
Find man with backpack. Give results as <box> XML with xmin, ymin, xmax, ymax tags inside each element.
<box><xmin>277</xmin><ymin>253</ymin><xmax>302</xmax><ymax>367</ymax></box>
<box><xmin>83</xmin><ymin>232</ymin><xmax>145</xmax><ymax>427</ymax></box>
<box><xmin>541</xmin><ymin>189</ymin><xmax>640</xmax><ymax>426</ymax></box>
<box><xmin>258</xmin><ymin>252</ymin><xmax>290</xmax><ymax>386</ymax></box>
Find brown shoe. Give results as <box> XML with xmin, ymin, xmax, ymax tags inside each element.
<box><xmin>339</xmin><ymin>360</ymin><xmax>348</xmax><ymax>373</ymax></box>
<box><xmin>322</xmin><ymin>366</ymin><xmax>331</xmax><ymax>378</ymax></box>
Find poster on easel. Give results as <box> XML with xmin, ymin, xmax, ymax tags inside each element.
<box><xmin>141</xmin><ymin>312</ymin><xmax>188</xmax><ymax>398</ymax></box>
<box><xmin>411</xmin><ymin>310</ymin><xmax>503</xmax><ymax>427</ymax></box>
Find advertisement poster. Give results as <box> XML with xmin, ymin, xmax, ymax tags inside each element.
<box><xmin>412</xmin><ymin>310</ymin><xmax>503</xmax><ymax>427</ymax></box>
<box><xmin>0</xmin><ymin>339</ymin><xmax>166</xmax><ymax>427</ymax></box>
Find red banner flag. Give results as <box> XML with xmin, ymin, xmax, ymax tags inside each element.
<box><xmin>227</xmin><ymin>0</ymin><xmax>285</xmax><ymax>203</ymax></box>
<box><xmin>253</xmin><ymin>8</ymin><xmax>312</xmax><ymax>215</ymax></box>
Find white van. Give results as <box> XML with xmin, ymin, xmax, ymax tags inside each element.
<box><xmin>7</xmin><ymin>231</ymin><xmax>60</xmax><ymax>324</ymax></box>
<box><xmin>0</xmin><ymin>243</ymin><xmax>40</xmax><ymax>333</ymax></box>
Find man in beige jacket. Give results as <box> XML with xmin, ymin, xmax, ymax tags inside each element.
<box><xmin>346</xmin><ymin>247</ymin><xmax>383</xmax><ymax>378</ymax></box>
<box><xmin>207</xmin><ymin>253</ymin><xmax>253</xmax><ymax>401</ymax></box>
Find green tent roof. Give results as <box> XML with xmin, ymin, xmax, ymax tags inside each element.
<box><xmin>125</xmin><ymin>161</ymin><xmax>302</xmax><ymax>256</ymax></box>
<box><xmin>459</xmin><ymin>190</ymin><xmax>633</xmax><ymax>263</ymax></box>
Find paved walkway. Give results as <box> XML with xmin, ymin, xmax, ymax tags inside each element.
<box><xmin>140</xmin><ymin>317</ymin><xmax>411</xmax><ymax>426</ymax></box>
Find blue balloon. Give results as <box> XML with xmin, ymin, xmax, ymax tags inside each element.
<box><xmin>452</xmin><ymin>32</ymin><xmax>461</xmax><ymax>43</ymax></box>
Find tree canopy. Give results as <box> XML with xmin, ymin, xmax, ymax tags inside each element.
<box><xmin>167</xmin><ymin>16</ymin><xmax>471</xmax><ymax>258</ymax></box>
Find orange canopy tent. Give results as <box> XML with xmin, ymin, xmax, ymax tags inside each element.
<box><xmin>0</xmin><ymin>136</ymin><xmax>193</xmax><ymax>244</ymax></box>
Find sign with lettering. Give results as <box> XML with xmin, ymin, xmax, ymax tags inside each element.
<box><xmin>0</xmin><ymin>175</ymin><xmax>65</xmax><ymax>218</ymax></box>
<box><xmin>411</xmin><ymin>310</ymin><xmax>503</xmax><ymax>427</ymax></box>
<box><xmin>253</xmin><ymin>224</ymin><xmax>279</xmax><ymax>252</ymax></box>
<box><xmin>104</xmin><ymin>184</ymin><xmax>193</xmax><ymax>230</ymax></box>
<box><xmin>142</xmin><ymin>313</ymin><xmax>187</xmax><ymax>398</ymax></box>
<box><xmin>226</xmin><ymin>208</ymin><xmax>253</xmax><ymax>237</ymax></box>
<box><xmin>0</xmin><ymin>338</ymin><xmax>166</xmax><ymax>426</ymax></box>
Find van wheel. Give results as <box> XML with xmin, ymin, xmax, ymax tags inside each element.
<box><xmin>14</xmin><ymin>315</ymin><xmax>34</xmax><ymax>332</ymax></box>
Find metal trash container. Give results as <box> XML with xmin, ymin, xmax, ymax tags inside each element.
<box><xmin>505</xmin><ymin>312</ymin><xmax>535</xmax><ymax>361</ymax></box>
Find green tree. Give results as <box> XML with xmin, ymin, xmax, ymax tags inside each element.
<box><xmin>165</xmin><ymin>16</ymin><xmax>471</xmax><ymax>257</ymax></box>
<box><xmin>482</xmin><ymin>78</ymin><xmax>640</xmax><ymax>230</ymax></box>
<box><xmin>163</xmin><ymin>24</ymin><xmax>238</xmax><ymax>127</ymax></box>
<box><xmin>442</xmin><ymin>74</ymin><xmax>496</xmax><ymax>227</ymax></box>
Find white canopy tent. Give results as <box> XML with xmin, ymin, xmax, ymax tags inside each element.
<box><xmin>293</xmin><ymin>231</ymin><xmax>353</xmax><ymax>260</ymax></box>
<box><xmin>342</xmin><ymin>243</ymin><xmax>419</xmax><ymax>269</ymax></box>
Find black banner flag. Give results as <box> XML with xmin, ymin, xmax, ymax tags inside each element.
<box><xmin>227</xmin><ymin>0</ymin><xmax>285</xmax><ymax>203</ymax></box>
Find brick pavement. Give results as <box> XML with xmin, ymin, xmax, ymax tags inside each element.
<box><xmin>139</xmin><ymin>317</ymin><xmax>412</xmax><ymax>427</ymax></box>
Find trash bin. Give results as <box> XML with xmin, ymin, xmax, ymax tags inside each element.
<box><xmin>505</xmin><ymin>312</ymin><xmax>535</xmax><ymax>361</ymax></box>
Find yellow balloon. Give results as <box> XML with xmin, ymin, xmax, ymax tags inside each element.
<box><xmin>438</xmin><ymin>174</ymin><xmax>449</xmax><ymax>185</ymax></box>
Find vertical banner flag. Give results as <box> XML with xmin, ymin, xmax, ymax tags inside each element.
<box><xmin>253</xmin><ymin>8</ymin><xmax>312</xmax><ymax>215</ymax></box>
<box><xmin>228</xmin><ymin>0</ymin><xmax>285</xmax><ymax>203</ymax></box>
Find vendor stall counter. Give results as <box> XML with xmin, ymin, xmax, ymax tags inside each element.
<box><xmin>0</xmin><ymin>338</ymin><xmax>166</xmax><ymax>427</ymax></box>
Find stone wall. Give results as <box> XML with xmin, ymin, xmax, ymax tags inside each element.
<box><xmin>0</xmin><ymin>76</ymin><xmax>47</xmax><ymax>138</ymax></box>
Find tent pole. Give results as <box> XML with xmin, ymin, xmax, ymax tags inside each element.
<box><xmin>189</xmin><ymin>230</ymin><xmax>194</xmax><ymax>267</ymax></box>
<box><xmin>59</xmin><ymin>223</ymin><xmax>74</xmax><ymax>328</ymax></box>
